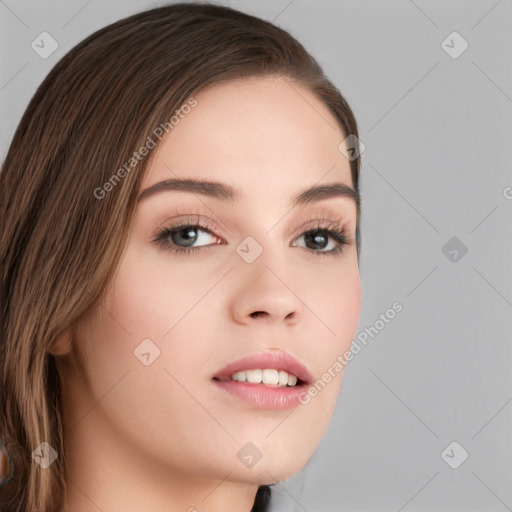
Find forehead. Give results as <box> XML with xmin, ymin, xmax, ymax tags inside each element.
<box><xmin>142</xmin><ymin>76</ymin><xmax>354</xmax><ymax>204</ymax></box>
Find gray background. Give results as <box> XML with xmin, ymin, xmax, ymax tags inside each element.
<box><xmin>1</xmin><ymin>1</ymin><xmax>511</xmax><ymax>511</ymax></box>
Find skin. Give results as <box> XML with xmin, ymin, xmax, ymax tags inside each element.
<box><xmin>55</xmin><ymin>76</ymin><xmax>362</xmax><ymax>512</ymax></box>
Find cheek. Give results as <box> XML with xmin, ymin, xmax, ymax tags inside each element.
<box><xmin>323</xmin><ymin>267</ymin><xmax>362</xmax><ymax>332</ymax></box>
<box><xmin>302</xmin><ymin>260</ymin><xmax>362</xmax><ymax>354</ymax></box>
<box><xmin>72</xmin><ymin>262</ymin><xmax>220</xmax><ymax>472</ymax></box>
<box><xmin>72</xmin><ymin>250</ymin><xmax>189</xmax><ymax>411</ymax></box>
<box><xmin>331</xmin><ymin>270</ymin><xmax>362</xmax><ymax>368</ymax></box>
<box><xmin>296</xmin><ymin>264</ymin><xmax>361</xmax><ymax>406</ymax></box>
<box><xmin>106</xmin><ymin>247</ymin><xmax>202</xmax><ymax>337</ymax></box>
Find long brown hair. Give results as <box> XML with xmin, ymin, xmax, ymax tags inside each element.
<box><xmin>0</xmin><ymin>3</ymin><xmax>361</xmax><ymax>511</ymax></box>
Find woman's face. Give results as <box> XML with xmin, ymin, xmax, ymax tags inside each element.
<box><xmin>64</xmin><ymin>76</ymin><xmax>361</xmax><ymax>490</ymax></box>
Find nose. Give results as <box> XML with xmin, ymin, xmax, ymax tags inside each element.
<box><xmin>229</xmin><ymin>244</ymin><xmax>304</xmax><ymax>326</ymax></box>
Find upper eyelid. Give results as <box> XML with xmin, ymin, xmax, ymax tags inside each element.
<box><xmin>153</xmin><ymin>206</ymin><xmax>351</xmax><ymax>236</ymax></box>
<box><xmin>165</xmin><ymin>217</ymin><xmax>348</xmax><ymax>236</ymax></box>
<box><xmin>152</xmin><ymin>208</ymin><xmax>226</xmax><ymax>238</ymax></box>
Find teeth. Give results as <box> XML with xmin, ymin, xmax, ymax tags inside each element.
<box><xmin>231</xmin><ymin>369</ymin><xmax>300</xmax><ymax>387</ymax></box>
<box><xmin>287</xmin><ymin>374</ymin><xmax>298</xmax><ymax>386</ymax></box>
<box><xmin>262</xmin><ymin>369</ymin><xmax>278</xmax><ymax>385</ymax></box>
<box><xmin>278</xmin><ymin>370</ymin><xmax>288</xmax><ymax>386</ymax></box>
<box><xmin>247</xmin><ymin>369</ymin><xmax>261</xmax><ymax>384</ymax></box>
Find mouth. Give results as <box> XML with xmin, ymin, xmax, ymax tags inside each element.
<box><xmin>212</xmin><ymin>369</ymin><xmax>306</xmax><ymax>387</ymax></box>
<box><xmin>211</xmin><ymin>351</ymin><xmax>313</xmax><ymax>410</ymax></box>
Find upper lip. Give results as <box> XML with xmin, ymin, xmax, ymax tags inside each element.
<box><xmin>213</xmin><ymin>350</ymin><xmax>313</xmax><ymax>384</ymax></box>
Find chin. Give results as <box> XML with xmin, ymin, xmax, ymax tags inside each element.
<box><xmin>229</xmin><ymin>443</ymin><xmax>316</xmax><ymax>486</ymax></box>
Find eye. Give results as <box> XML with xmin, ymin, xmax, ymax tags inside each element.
<box><xmin>291</xmin><ymin>226</ymin><xmax>348</xmax><ymax>257</ymax></box>
<box><xmin>152</xmin><ymin>222</ymin><xmax>222</xmax><ymax>255</ymax></box>
<box><xmin>151</xmin><ymin>215</ymin><xmax>352</xmax><ymax>257</ymax></box>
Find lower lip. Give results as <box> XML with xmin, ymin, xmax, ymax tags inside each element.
<box><xmin>212</xmin><ymin>379</ymin><xmax>308</xmax><ymax>410</ymax></box>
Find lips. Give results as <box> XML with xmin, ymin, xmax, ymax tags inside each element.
<box><xmin>212</xmin><ymin>350</ymin><xmax>313</xmax><ymax>385</ymax></box>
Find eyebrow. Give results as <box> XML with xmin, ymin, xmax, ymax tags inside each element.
<box><xmin>138</xmin><ymin>178</ymin><xmax>360</xmax><ymax>211</ymax></box>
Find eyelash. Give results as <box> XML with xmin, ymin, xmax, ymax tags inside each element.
<box><xmin>151</xmin><ymin>214</ymin><xmax>352</xmax><ymax>258</ymax></box>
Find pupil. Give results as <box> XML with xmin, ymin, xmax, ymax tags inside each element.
<box><xmin>305</xmin><ymin>230</ymin><xmax>328</xmax><ymax>250</ymax></box>
<box><xmin>172</xmin><ymin>226</ymin><xmax>197</xmax><ymax>247</ymax></box>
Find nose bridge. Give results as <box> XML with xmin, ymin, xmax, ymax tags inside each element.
<box><xmin>231</xmin><ymin>231</ymin><xmax>304</xmax><ymax>324</ymax></box>
<box><xmin>236</xmin><ymin>227</ymin><xmax>293</xmax><ymax>286</ymax></box>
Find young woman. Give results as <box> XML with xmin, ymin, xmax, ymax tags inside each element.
<box><xmin>0</xmin><ymin>3</ymin><xmax>363</xmax><ymax>511</ymax></box>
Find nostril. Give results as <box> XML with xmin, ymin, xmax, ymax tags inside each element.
<box><xmin>250</xmin><ymin>311</ymin><xmax>267</xmax><ymax>318</ymax></box>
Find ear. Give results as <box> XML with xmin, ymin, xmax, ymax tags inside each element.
<box><xmin>48</xmin><ymin>330</ymin><xmax>73</xmax><ymax>356</ymax></box>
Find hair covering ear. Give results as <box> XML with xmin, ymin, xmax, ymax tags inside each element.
<box><xmin>48</xmin><ymin>331</ymin><xmax>73</xmax><ymax>356</ymax></box>
<box><xmin>0</xmin><ymin>443</ymin><xmax>13</xmax><ymax>484</ymax></box>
